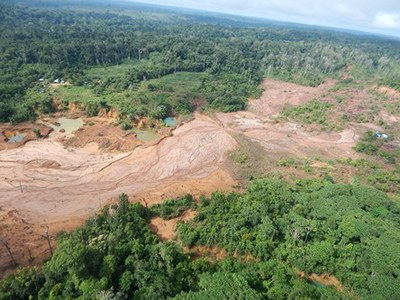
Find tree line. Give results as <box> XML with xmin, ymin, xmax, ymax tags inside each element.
<box><xmin>1</xmin><ymin>1</ymin><xmax>400</xmax><ymax>122</ymax></box>
<box><xmin>1</xmin><ymin>178</ymin><xmax>399</xmax><ymax>299</ymax></box>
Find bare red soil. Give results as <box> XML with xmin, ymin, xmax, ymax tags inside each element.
<box><xmin>0</xmin><ymin>123</ymin><xmax>52</xmax><ymax>151</ymax></box>
<box><xmin>0</xmin><ymin>114</ymin><xmax>237</xmax><ymax>276</ymax></box>
<box><xmin>150</xmin><ymin>210</ymin><xmax>197</xmax><ymax>241</ymax></box>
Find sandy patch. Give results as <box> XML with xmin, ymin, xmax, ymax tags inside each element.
<box><xmin>249</xmin><ymin>78</ymin><xmax>336</xmax><ymax>117</ymax></box>
<box><xmin>215</xmin><ymin>112</ymin><xmax>360</xmax><ymax>159</ymax></box>
<box><xmin>150</xmin><ymin>209</ymin><xmax>197</xmax><ymax>241</ymax></box>
<box><xmin>378</xmin><ymin>86</ymin><xmax>400</xmax><ymax>98</ymax></box>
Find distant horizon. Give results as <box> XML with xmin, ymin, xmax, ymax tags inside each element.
<box><xmin>132</xmin><ymin>0</ymin><xmax>400</xmax><ymax>38</ymax></box>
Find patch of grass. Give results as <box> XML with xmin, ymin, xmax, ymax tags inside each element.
<box><xmin>51</xmin><ymin>85</ymin><xmax>104</xmax><ymax>104</ymax></box>
<box><xmin>85</xmin><ymin>60</ymin><xmax>139</xmax><ymax>79</ymax></box>
<box><xmin>328</xmin><ymin>78</ymin><xmax>353</xmax><ymax>92</ymax></box>
<box><xmin>334</xmin><ymin>95</ymin><xmax>346</xmax><ymax>103</ymax></box>
<box><xmin>380</xmin><ymin>70</ymin><xmax>400</xmax><ymax>91</ymax></box>
<box><xmin>142</xmin><ymin>72</ymin><xmax>209</xmax><ymax>94</ymax></box>
<box><xmin>277</xmin><ymin>157</ymin><xmax>297</xmax><ymax>167</ymax></box>
<box><xmin>354</xmin><ymin>131</ymin><xmax>397</xmax><ymax>164</ymax></box>
<box><xmin>268</xmin><ymin>70</ymin><xmax>325</xmax><ymax>87</ymax></box>
<box><xmin>277</xmin><ymin>157</ymin><xmax>316</xmax><ymax>173</ymax></box>
<box><xmin>32</xmin><ymin>128</ymin><xmax>41</xmax><ymax>138</ymax></box>
<box><xmin>230</xmin><ymin>149</ymin><xmax>249</xmax><ymax>164</ymax></box>
<box><xmin>281</xmin><ymin>99</ymin><xmax>333</xmax><ymax>127</ymax></box>
<box><xmin>368</xmin><ymin>170</ymin><xmax>400</xmax><ymax>193</ymax></box>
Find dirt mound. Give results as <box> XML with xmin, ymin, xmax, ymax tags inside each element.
<box><xmin>25</xmin><ymin>159</ymin><xmax>61</xmax><ymax>169</ymax></box>
<box><xmin>64</xmin><ymin>122</ymin><xmax>142</xmax><ymax>152</ymax></box>
<box><xmin>98</xmin><ymin>107</ymin><xmax>119</xmax><ymax>119</ymax></box>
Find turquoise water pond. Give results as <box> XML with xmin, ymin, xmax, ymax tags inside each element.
<box><xmin>8</xmin><ymin>133</ymin><xmax>26</xmax><ymax>143</ymax></box>
<box><xmin>164</xmin><ymin>117</ymin><xmax>176</xmax><ymax>127</ymax></box>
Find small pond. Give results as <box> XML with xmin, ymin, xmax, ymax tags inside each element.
<box><xmin>50</xmin><ymin>117</ymin><xmax>84</xmax><ymax>137</ymax></box>
<box><xmin>7</xmin><ymin>133</ymin><xmax>26</xmax><ymax>143</ymax></box>
<box><xmin>133</xmin><ymin>128</ymin><xmax>160</xmax><ymax>142</ymax></box>
<box><xmin>164</xmin><ymin>117</ymin><xmax>177</xmax><ymax>127</ymax></box>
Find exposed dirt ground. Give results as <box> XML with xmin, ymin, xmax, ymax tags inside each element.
<box><xmin>0</xmin><ymin>123</ymin><xmax>53</xmax><ymax>151</ymax></box>
<box><xmin>1</xmin><ymin>78</ymin><xmax>396</xmax><ymax>277</ymax></box>
<box><xmin>150</xmin><ymin>210</ymin><xmax>197</xmax><ymax>241</ymax></box>
<box><xmin>216</xmin><ymin>111</ymin><xmax>363</xmax><ymax>159</ymax></box>
<box><xmin>378</xmin><ymin>85</ymin><xmax>400</xmax><ymax>98</ymax></box>
<box><xmin>249</xmin><ymin>79</ymin><xmax>336</xmax><ymax>116</ymax></box>
<box><xmin>64</xmin><ymin>121</ymin><xmax>142</xmax><ymax>152</ymax></box>
<box><xmin>297</xmin><ymin>270</ymin><xmax>344</xmax><ymax>292</ymax></box>
<box><xmin>0</xmin><ymin>113</ymin><xmax>237</xmax><ymax>275</ymax></box>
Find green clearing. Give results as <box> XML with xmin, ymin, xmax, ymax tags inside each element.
<box><xmin>281</xmin><ymin>99</ymin><xmax>337</xmax><ymax>130</ymax></box>
<box><xmin>140</xmin><ymin>72</ymin><xmax>208</xmax><ymax>94</ymax></box>
<box><xmin>51</xmin><ymin>85</ymin><xmax>104</xmax><ymax>104</ymax></box>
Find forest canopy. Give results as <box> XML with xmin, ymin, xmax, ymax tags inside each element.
<box><xmin>1</xmin><ymin>0</ymin><xmax>400</xmax><ymax>122</ymax></box>
<box><xmin>1</xmin><ymin>178</ymin><xmax>400</xmax><ymax>299</ymax></box>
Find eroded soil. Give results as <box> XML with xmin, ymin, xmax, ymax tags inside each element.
<box><xmin>0</xmin><ymin>123</ymin><xmax>53</xmax><ymax>151</ymax></box>
<box><xmin>0</xmin><ymin>114</ymin><xmax>237</xmax><ymax>275</ymax></box>
<box><xmin>249</xmin><ymin>79</ymin><xmax>336</xmax><ymax>116</ymax></box>
<box><xmin>1</xmin><ymin>78</ymin><xmax>398</xmax><ymax>277</ymax></box>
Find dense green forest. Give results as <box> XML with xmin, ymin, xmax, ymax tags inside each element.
<box><xmin>1</xmin><ymin>179</ymin><xmax>400</xmax><ymax>299</ymax></box>
<box><xmin>1</xmin><ymin>0</ymin><xmax>400</xmax><ymax>123</ymax></box>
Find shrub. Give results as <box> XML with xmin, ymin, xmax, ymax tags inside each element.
<box><xmin>33</xmin><ymin>128</ymin><xmax>41</xmax><ymax>138</ymax></box>
<box><xmin>150</xmin><ymin>194</ymin><xmax>195</xmax><ymax>220</ymax></box>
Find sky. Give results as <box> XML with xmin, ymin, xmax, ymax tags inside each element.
<box><xmin>136</xmin><ymin>0</ymin><xmax>400</xmax><ymax>37</ymax></box>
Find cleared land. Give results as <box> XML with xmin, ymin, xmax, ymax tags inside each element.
<box><xmin>1</xmin><ymin>78</ymin><xmax>399</xmax><ymax>276</ymax></box>
<box><xmin>0</xmin><ymin>113</ymin><xmax>237</xmax><ymax>274</ymax></box>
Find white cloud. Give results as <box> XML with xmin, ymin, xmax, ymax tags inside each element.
<box><xmin>374</xmin><ymin>13</ymin><xmax>400</xmax><ymax>29</ymax></box>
